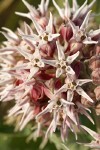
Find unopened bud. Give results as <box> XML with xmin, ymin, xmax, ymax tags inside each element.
<box><xmin>89</xmin><ymin>55</ymin><xmax>100</xmax><ymax>70</ymax></box>
<box><xmin>59</xmin><ymin>24</ymin><xmax>73</xmax><ymax>41</ymax></box>
<box><xmin>94</xmin><ymin>86</ymin><xmax>100</xmax><ymax>100</ymax></box>
<box><xmin>92</xmin><ymin>68</ymin><xmax>100</xmax><ymax>85</ymax></box>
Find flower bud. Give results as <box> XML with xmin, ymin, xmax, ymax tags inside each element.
<box><xmin>94</xmin><ymin>86</ymin><xmax>100</xmax><ymax>100</ymax></box>
<box><xmin>71</xmin><ymin>61</ymin><xmax>82</xmax><ymax>78</ymax></box>
<box><xmin>59</xmin><ymin>24</ymin><xmax>73</xmax><ymax>41</ymax></box>
<box><xmin>30</xmin><ymin>83</ymin><xmax>44</xmax><ymax>102</ymax></box>
<box><xmin>89</xmin><ymin>55</ymin><xmax>100</xmax><ymax>70</ymax></box>
<box><xmin>95</xmin><ymin>102</ymin><xmax>100</xmax><ymax>115</ymax></box>
<box><xmin>95</xmin><ymin>45</ymin><xmax>100</xmax><ymax>55</ymax></box>
<box><xmin>91</xmin><ymin>68</ymin><xmax>100</xmax><ymax>85</ymax></box>
<box><xmin>40</xmin><ymin>42</ymin><xmax>56</xmax><ymax>57</ymax></box>
<box><xmin>66</xmin><ymin>39</ymin><xmax>83</xmax><ymax>54</ymax></box>
<box><xmin>37</xmin><ymin>17</ymin><xmax>48</xmax><ymax>28</ymax></box>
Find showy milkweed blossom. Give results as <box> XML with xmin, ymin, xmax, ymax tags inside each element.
<box><xmin>0</xmin><ymin>0</ymin><xmax>100</xmax><ymax>149</ymax></box>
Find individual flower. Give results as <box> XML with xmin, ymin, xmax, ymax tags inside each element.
<box><xmin>56</xmin><ymin>77</ymin><xmax>93</xmax><ymax>103</ymax></box>
<box><xmin>19</xmin><ymin>13</ymin><xmax>60</xmax><ymax>46</ymax></box>
<box><xmin>68</xmin><ymin>10</ymin><xmax>100</xmax><ymax>44</ymax></box>
<box><xmin>36</xmin><ymin>88</ymin><xmax>94</xmax><ymax>142</ymax></box>
<box><xmin>9</xmin><ymin>45</ymin><xmax>45</xmax><ymax>80</ymax></box>
<box><xmin>42</xmin><ymin>41</ymin><xmax>79</xmax><ymax>78</ymax></box>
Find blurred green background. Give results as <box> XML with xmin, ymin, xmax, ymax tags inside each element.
<box><xmin>0</xmin><ymin>0</ymin><xmax>100</xmax><ymax>150</ymax></box>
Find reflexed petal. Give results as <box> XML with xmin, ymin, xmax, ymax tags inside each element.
<box><xmin>88</xmin><ymin>29</ymin><xmax>100</xmax><ymax>37</ymax></box>
<box><xmin>38</xmin><ymin>0</ymin><xmax>49</xmax><ymax>15</ymax></box>
<box><xmin>81</xmin><ymin>125</ymin><xmax>100</xmax><ymax>141</ymax></box>
<box><xmin>20</xmin><ymin>109</ymin><xmax>34</xmax><ymax>130</ymax></box>
<box><xmin>56</xmin><ymin>41</ymin><xmax>65</xmax><ymax>60</ymax></box>
<box><xmin>17</xmin><ymin>28</ymin><xmax>24</xmax><ymax>35</ymax></box>
<box><xmin>0</xmin><ymin>48</ymin><xmax>16</xmax><ymax>53</ymax></box>
<box><xmin>8</xmin><ymin>104</ymin><xmax>21</xmax><ymax>116</ymax></box>
<box><xmin>72</xmin><ymin>0</ymin><xmax>79</xmax><ymax>12</ymax></box>
<box><xmin>46</xmin><ymin>12</ymin><xmax>53</xmax><ymax>33</ymax></box>
<box><xmin>52</xmin><ymin>110</ymin><xmax>58</xmax><ymax>132</ymax></box>
<box><xmin>34</xmin><ymin>48</ymin><xmax>41</xmax><ymax>60</ymax></box>
<box><xmin>15</xmin><ymin>12</ymin><xmax>30</xmax><ymax>18</ymax></box>
<box><xmin>0</xmin><ymin>79</ymin><xmax>13</xmax><ymax>85</ymax></box>
<box><xmin>43</xmin><ymin>87</ymin><xmax>54</xmax><ymax>100</ymax></box>
<box><xmin>73</xmin><ymin>0</ymin><xmax>87</xmax><ymax>20</ymax></box>
<box><xmin>67</xmin><ymin>107</ymin><xmax>78</xmax><ymax>125</ymax></box>
<box><xmin>28</xmin><ymin>67</ymin><xmax>39</xmax><ymax>79</ymax></box>
<box><xmin>45</xmin><ymin>119</ymin><xmax>54</xmax><ymax>138</ymax></box>
<box><xmin>79</xmin><ymin>109</ymin><xmax>94</xmax><ymax>124</ymax></box>
<box><xmin>66</xmin><ymin>66</ymin><xmax>75</xmax><ymax>75</ymax></box>
<box><xmin>0</xmin><ymin>51</ymin><xmax>13</xmax><ymax>55</ymax></box>
<box><xmin>22</xmin><ymin>0</ymin><xmax>37</xmax><ymax>15</ymax></box>
<box><xmin>76</xmin><ymin>87</ymin><xmax>93</xmax><ymax>102</ymax></box>
<box><xmin>67</xmin><ymin>90</ymin><xmax>74</xmax><ymax>102</ymax></box>
<box><xmin>17</xmin><ymin>47</ymin><xmax>32</xmax><ymax>60</ymax></box>
<box><xmin>68</xmin><ymin>19</ymin><xmax>79</xmax><ymax>34</ymax></box>
<box><xmin>76</xmin><ymin>102</ymin><xmax>91</xmax><ymax>113</ymax></box>
<box><xmin>83</xmin><ymin>39</ymin><xmax>98</xmax><ymax>44</ymax></box>
<box><xmin>87</xmin><ymin>0</ymin><xmax>96</xmax><ymax>13</ymax></box>
<box><xmin>38</xmin><ymin>0</ymin><xmax>45</xmax><ymax>15</ymax></box>
<box><xmin>21</xmin><ymin>33</ymin><xmax>40</xmax><ymax>42</ymax></box>
<box><xmin>19</xmin><ymin>103</ymin><xmax>30</xmax><ymax>125</ymax></box>
<box><xmin>31</xmin><ymin>17</ymin><xmax>44</xmax><ymax>35</ymax></box>
<box><xmin>2</xmin><ymin>27</ymin><xmax>19</xmax><ymax>41</ymax></box>
<box><xmin>76</xmin><ymin>79</ymin><xmax>92</xmax><ymax>86</ymax></box>
<box><xmin>24</xmin><ymin>22</ymin><xmax>34</xmax><ymax>35</ymax></box>
<box><xmin>64</xmin><ymin>0</ymin><xmax>71</xmax><ymax>18</ymax></box>
<box><xmin>23</xmin><ymin>39</ymin><xmax>36</xmax><ymax>49</ymax></box>
<box><xmin>1</xmin><ymin>31</ymin><xmax>17</xmax><ymax>42</ymax></box>
<box><xmin>7</xmin><ymin>63</ymin><xmax>29</xmax><ymax>70</ymax></box>
<box><xmin>55</xmin><ymin>84</ymin><xmax>67</xmax><ymax>95</ymax></box>
<box><xmin>66</xmin><ymin>51</ymin><xmax>79</xmax><ymax>64</ymax></box>
<box><xmin>42</xmin><ymin>59</ymin><xmax>56</xmax><ymax>66</ymax></box>
<box><xmin>48</xmin><ymin>33</ymin><xmax>60</xmax><ymax>41</ymax></box>
<box><xmin>80</xmin><ymin>10</ymin><xmax>92</xmax><ymax>30</ymax></box>
<box><xmin>45</xmin><ymin>0</ymin><xmax>49</xmax><ymax>12</ymax></box>
<box><xmin>56</xmin><ymin>68</ymin><xmax>63</xmax><ymax>78</ymax></box>
<box><xmin>61</xmin><ymin>98</ymin><xmax>74</xmax><ymax>105</ymax></box>
<box><xmin>52</xmin><ymin>0</ymin><xmax>64</xmax><ymax>19</ymax></box>
<box><xmin>36</xmin><ymin>101</ymin><xmax>54</xmax><ymax>119</ymax></box>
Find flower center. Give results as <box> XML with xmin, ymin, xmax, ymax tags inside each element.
<box><xmin>56</xmin><ymin>60</ymin><xmax>66</xmax><ymax>69</ymax></box>
<box><xmin>32</xmin><ymin>58</ymin><xmax>44</xmax><ymax>68</ymax></box>
<box><xmin>68</xmin><ymin>82</ymin><xmax>77</xmax><ymax>90</ymax></box>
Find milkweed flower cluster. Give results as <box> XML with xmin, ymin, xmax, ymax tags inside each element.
<box><xmin>0</xmin><ymin>0</ymin><xmax>100</xmax><ymax>148</ymax></box>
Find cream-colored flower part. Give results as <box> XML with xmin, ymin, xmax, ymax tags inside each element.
<box><xmin>68</xmin><ymin>10</ymin><xmax>100</xmax><ymax>44</ymax></box>
<box><xmin>20</xmin><ymin>13</ymin><xmax>60</xmax><ymax>46</ymax></box>
<box><xmin>8</xmin><ymin>45</ymin><xmax>44</xmax><ymax>79</ymax></box>
<box><xmin>56</xmin><ymin>78</ymin><xmax>93</xmax><ymax>102</ymax></box>
<box><xmin>52</xmin><ymin>0</ymin><xmax>96</xmax><ymax>20</ymax></box>
<box><xmin>16</xmin><ymin>0</ymin><xmax>49</xmax><ymax>18</ymax></box>
<box><xmin>42</xmin><ymin>41</ymin><xmax>79</xmax><ymax>78</ymax></box>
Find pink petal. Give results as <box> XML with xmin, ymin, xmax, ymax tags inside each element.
<box><xmin>66</xmin><ymin>51</ymin><xmax>79</xmax><ymax>64</ymax></box>
<box><xmin>76</xmin><ymin>87</ymin><xmax>93</xmax><ymax>102</ymax></box>
<box><xmin>67</xmin><ymin>90</ymin><xmax>74</xmax><ymax>102</ymax></box>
